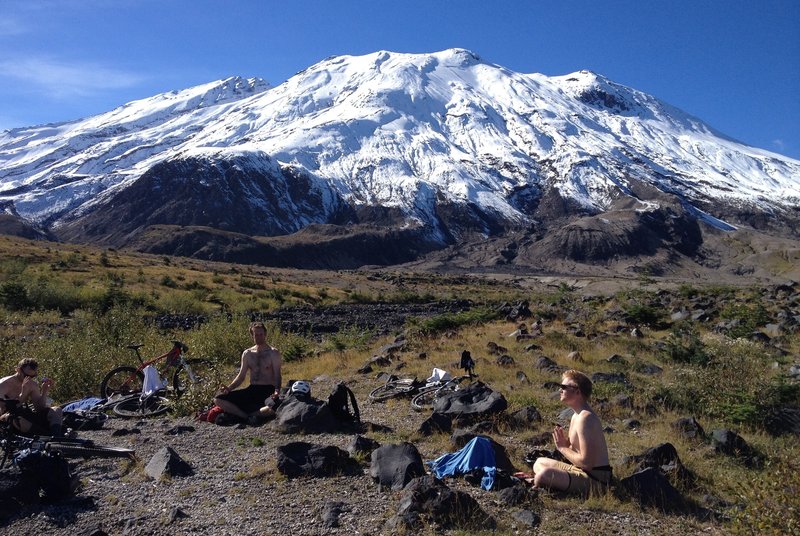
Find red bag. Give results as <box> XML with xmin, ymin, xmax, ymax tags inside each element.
<box><xmin>206</xmin><ymin>405</ymin><xmax>224</xmax><ymax>423</ymax></box>
<box><xmin>196</xmin><ymin>405</ymin><xmax>224</xmax><ymax>423</ymax></box>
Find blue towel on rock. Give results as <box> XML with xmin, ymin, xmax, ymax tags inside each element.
<box><xmin>427</xmin><ymin>436</ymin><xmax>497</xmax><ymax>490</ymax></box>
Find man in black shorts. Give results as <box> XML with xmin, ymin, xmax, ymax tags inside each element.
<box><xmin>214</xmin><ymin>322</ymin><xmax>282</xmax><ymax>425</ymax></box>
<box><xmin>0</xmin><ymin>358</ymin><xmax>63</xmax><ymax>436</ymax></box>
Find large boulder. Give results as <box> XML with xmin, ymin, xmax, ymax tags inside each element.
<box><xmin>711</xmin><ymin>429</ymin><xmax>763</xmax><ymax>467</ymax></box>
<box><xmin>276</xmin><ymin>442</ymin><xmax>361</xmax><ymax>478</ymax></box>
<box><xmin>370</xmin><ymin>443</ymin><xmax>426</xmax><ymax>490</ymax></box>
<box><xmin>622</xmin><ymin>442</ymin><xmax>694</xmax><ymax>488</ymax></box>
<box><xmin>145</xmin><ymin>447</ymin><xmax>193</xmax><ymax>479</ymax></box>
<box><xmin>386</xmin><ymin>475</ymin><xmax>495</xmax><ymax>531</ymax></box>
<box><xmin>764</xmin><ymin>406</ymin><xmax>800</xmax><ymax>436</ymax></box>
<box><xmin>272</xmin><ymin>396</ymin><xmax>337</xmax><ymax>434</ymax></box>
<box><xmin>618</xmin><ymin>467</ymin><xmax>690</xmax><ymax>513</ymax></box>
<box><xmin>432</xmin><ymin>382</ymin><xmax>507</xmax><ymax>418</ymax></box>
<box><xmin>449</xmin><ymin>431</ymin><xmax>516</xmax><ymax>473</ymax></box>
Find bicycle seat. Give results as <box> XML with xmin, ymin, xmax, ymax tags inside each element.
<box><xmin>126</xmin><ymin>343</ymin><xmax>145</xmax><ymax>350</ymax></box>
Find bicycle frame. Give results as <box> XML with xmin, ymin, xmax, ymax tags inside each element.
<box><xmin>106</xmin><ymin>341</ymin><xmax>189</xmax><ymax>395</ymax></box>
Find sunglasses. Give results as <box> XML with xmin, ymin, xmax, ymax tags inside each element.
<box><xmin>559</xmin><ymin>384</ymin><xmax>579</xmax><ymax>392</ymax></box>
<box><xmin>24</xmin><ymin>364</ymin><xmax>38</xmax><ymax>370</ymax></box>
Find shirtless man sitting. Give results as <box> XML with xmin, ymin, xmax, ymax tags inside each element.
<box><xmin>532</xmin><ymin>369</ymin><xmax>612</xmax><ymax>495</ymax></box>
<box><xmin>0</xmin><ymin>358</ymin><xmax>63</xmax><ymax>437</ymax></box>
<box><xmin>214</xmin><ymin>322</ymin><xmax>282</xmax><ymax>425</ymax></box>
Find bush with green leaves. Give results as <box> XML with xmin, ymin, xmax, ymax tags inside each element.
<box><xmin>662</xmin><ymin>322</ymin><xmax>710</xmax><ymax>365</ymax></box>
<box><xmin>719</xmin><ymin>302</ymin><xmax>770</xmax><ymax>339</ymax></box>
<box><xmin>406</xmin><ymin>307</ymin><xmax>499</xmax><ymax>336</ymax></box>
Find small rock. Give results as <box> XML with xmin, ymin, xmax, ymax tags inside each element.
<box><xmin>166</xmin><ymin>507</ymin><xmax>188</xmax><ymax>524</ymax></box>
<box><xmin>567</xmin><ymin>350</ymin><xmax>583</xmax><ymax>362</ymax></box>
<box><xmin>164</xmin><ymin>425</ymin><xmax>195</xmax><ymax>435</ymax></box>
<box><xmin>623</xmin><ymin>418</ymin><xmax>641</xmax><ymax>429</ymax></box>
<box><xmin>144</xmin><ymin>447</ymin><xmax>193</xmax><ymax>479</ymax></box>
<box><xmin>515</xmin><ymin>370</ymin><xmax>529</xmax><ymax>384</ymax></box>
<box><xmin>511</xmin><ymin>509</ymin><xmax>541</xmax><ymax>528</ymax></box>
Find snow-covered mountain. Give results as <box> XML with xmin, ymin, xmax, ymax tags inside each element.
<box><xmin>1</xmin><ymin>48</ymin><xmax>798</xmax><ymax>258</ymax></box>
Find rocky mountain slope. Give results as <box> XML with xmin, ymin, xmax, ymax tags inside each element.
<box><xmin>1</xmin><ymin>49</ymin><xmax>798</xmax><ymax>270</ymax></box>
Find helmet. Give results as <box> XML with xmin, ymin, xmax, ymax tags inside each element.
<box><xmin>290</xmin><ymin>380</ymin><xmax>311</xmax><ymax>396</ymax></box>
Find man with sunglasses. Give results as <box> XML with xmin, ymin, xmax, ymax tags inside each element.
<box><xmin>531</xmin><ymin>369</ymin><xmax>611</xmax><ymax>495</ymax></box>
<box><xmin>0</xmin><ymin>358</ymin><xmax>63</xmax><ymax>436</ymax></box>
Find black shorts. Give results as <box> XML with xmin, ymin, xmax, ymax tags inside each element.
<box><xmin>4</xmin><ymin>403</ymin><xmax>51</xmax><ymax>433</ymax></box>
<box><xmin>217</xmin><ymin>384</ymin><xmax>274</xmax><ymax>414</ymax></box>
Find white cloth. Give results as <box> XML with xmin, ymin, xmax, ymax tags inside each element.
<box><xmin>426</xmin><ymin>367</ymin><xmax>452</xmax><ymax>386</ymax></box>
<box><xmin>141</xmin><ymin>365</ymin><xmax>166</xmax><ymax>397</ymax></box>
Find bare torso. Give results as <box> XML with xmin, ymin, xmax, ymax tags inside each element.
<box><xmin>569</xmin><ymin>408</ymin><xmax>610</xmax><ymax>470</ymax></box>
<box><xmin>242</xmin><ymin>345</ymin><xmax>281</xmax><ymax>386</ymax></box>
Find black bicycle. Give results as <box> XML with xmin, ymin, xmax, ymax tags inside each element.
<box><xmin>0</xmin><ymin>422</ymin><xmax>136</xmax><ymax>469</ymax></box>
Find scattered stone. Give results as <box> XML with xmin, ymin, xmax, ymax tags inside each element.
<box><xmin>523</xmin><ymin>343</ymin><xmax>542</xmax><ymax>352</ymax></box>
<box><xmin>370</xmin><ymin>443</ymin><xmax>426</xmax><ymax>490</ymax></box>
<box><xmin>166</xmin><ymin>507</ymin><xmax>188</xmax><ymax>524</ymax></box>
<box><xmin>638</xmin><ymin>363</ymin><xmax>663</xmax><ymax>375</ymax></box>
<box><xmin>511</xmin><ymin>509</ymin><xmax>541</xmax><ymax>528</ymax></box>
<box><xmin>144</xmin><ymin>446</ymin><xmax>193</xmax><ymax>479</ymax></box>
<box><xmin>567</xmin><ymin>350</ymin><xmax>583</xmax><ymax>362</ymax></box>
<box><xmin>764</xmin><ymin>406</ymin><xmax>800</xmax><ymax>436</ymax></box>
<box><xmin>606</xmin><ymin>353</ymin><xmax>627</xmax><ymax>364</ymax></box>
<box><xmin>164</xmin><ymin>425</ymin><xmax>195</xmax><ymax>435</ymax></box>
<box><xmin>749</xmin><ymin>331</ymin><xmax>771</xmax><ymax>344</ymax></box>
<box><xmin>535</xmin><ymin>355</ymin><xmax>562</xmax><ymax>372</ymax></box>
<box><xmin>623</xmin><ymin>418</ymin><xmax>641</xmax><ymax>430</ymax></box>
<box><xmin>515</xmin><ymin>370</ymin><xmax>529</xmax><ymax>384</ymax></box>
<box><xmin>276</xmin><ymin>442</ymin><xmax>361</xmax><ymax>478</ymax></box>
<box><xmin>631</xmin><ymin>327</ymin><xmax>644</xmax><ymax>338</ymax></box>
<box><xmin>508</xmin><ymin>406</ymin><xmax>542</xmax><ymax>429</ymax></box>
<box><xmin>591</xmin><ymin>371</ymin><xmax>628</xmax><ymax>384</ymax></box>
<box><xmin>789</xmin><ymin>364</ymin><xmax>800</xmax><ymax>379</ymax></box>
<box><xmin>321</xmin><ymin>500</ymin><xmax>348</xmax><ymax>528</ymax></box>
<box><xmin>672</xmin><ymin>417</ymin><xmax>705</xmax><ymax>440</ymax></box>
<box><xmin>498</xmin><ymin>483</ymin><xmax>538</xmax><ymax>507</ymax></box>
<box><xmin>347</xmin><ymin>435</ymin><xmax>381</xmax><ymax>457</ymax></box>
<box><xmin>389</xmin><ymin>475</ymin><xmax>496</xmax><ymax>531</ymax></box>
<box><xmin>619</xmin><ymin>467</ymin><xmax>689</xmax><ymax>513</ymax></box>
<box><xmin>357</xmin><ymin>364</ymin><xmax>373</xmax><ymax>374</ymax></box>
<box><xmin>112</xmin><ymin>428</ymin><xmax>141</xmax><ymax>437</ymax></box>
<box><xmin>670</xmin><ymin>311</ymin><xmax>689</xmax><ymax>322</ymax></box>
<box><xmin>613</xmin><ymin>394</ymin><xmax>633</xmax><ymax>408</ymax></box>
<box><xmin>711</xmin><ymin>429</ymin><xmax>762</xmax><ymax>467</ymax></box>
<box><xmin>448</xmin><ymin>431</ymin><xmax>515</xmax><ymax>472</ymax></box>
<box><xmin>495</xmin><ymin>354</ymin><xmax>515</xmax><ymax>366</ymax></box>
<box><xmin>418</xmin><ymin>413</ymin><xmax>453</xmax><ymax>436</ymax></box>
<box><xmin>432</xmin><ymin>382</ymin><xmax>507</xmax><ymax>418</ymax></box>
<box><xmin>272</xmin><ymin>396</ymin><xmax>337</xmax><ymax>434</ymax></box>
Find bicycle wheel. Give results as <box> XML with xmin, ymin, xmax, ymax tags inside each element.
<box><xmin>47</xmin><ymin>442</ymin><xmax>136</xmax><ymax>460</ymax></box>
<box><xmin>112</xmin><ymin>395</ymin><xmax>171</xmax><ymax>418</ymax></box>
<box><xmin>172</xmin><ymin>359</ymin><xmax>218</xmax><ymax>397</ymax></box>
<box><xmin>369</xmin><ymin>379</ymin><xmax>417</xmax><ymax>403</ymax></box>
<box><xmin>100</xmin><ymin>366</ymin><xmax>144</xmax><ymax>398</ymax></box>
<box><xmin>410</xmin><ymin>385</ymin><xmax>440</xmax><ymax>412</ymax></box>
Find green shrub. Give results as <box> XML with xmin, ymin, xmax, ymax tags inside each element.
<box><xmin>720</xmin><ymin>302</ymin><xmax>770</xmax><ymax>339</ymax></box>
<box><xmin>238</xmin><ymin>277</ymin><xmax>266</xmax><ymax>290</ymax></box>
<box><xmin>407</xmin><ymin>307</ymin><xmax>499</xmax><ymax>335</ymax></box>
<box><xmin>623</xmin><ymin>302</ymin><xmax>662</xmax><ymax>326</ymax></box>
<box><xmin>731</xmin><ymin>456</ymin><xmax>800</xmax><ymax>535</ymax></box>
<box><xmin>662</xmin><ymin>323</ymin><xmax>710</xmax><ymax>365</ymax></box>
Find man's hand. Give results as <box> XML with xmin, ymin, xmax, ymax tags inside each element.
<box><xmin>41</xmin><ymin>377</ymin><xmax>54</xmax><ymax>390</ymax></box>
<box><xmin>271</xmin><ymin>390</ymin><xmax>280</xmax><ymax>400</ymax></box>
<box><xmin>553</xmin><ymin>425</ymin><xmax>570</xmax><ymax>450</ymax></box>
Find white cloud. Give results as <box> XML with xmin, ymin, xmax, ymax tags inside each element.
<box><xmin>0</xmin><ymin>56</ymin><xmax>146</xmax><ymax>98</ymax></box>
<box><xmin>772</xmin><ymin>139</ymin><xmax>786</xmax><ymax>152</ymax></box>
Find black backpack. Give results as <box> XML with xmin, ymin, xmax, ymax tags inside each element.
<box><xmin>14</xmin><ymin>449</ymin><xmax>74</xmax><ymax>500</ymax></box>
<box><xmin>327</xmin><ymin>382</ymin><xmax>360</xmax><ymax>424</ymax></box>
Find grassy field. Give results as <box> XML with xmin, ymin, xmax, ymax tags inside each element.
<box><xmin>0</xmin><ymin>235</ymin><xmax>797</xmax><ymax>534</ymax></box>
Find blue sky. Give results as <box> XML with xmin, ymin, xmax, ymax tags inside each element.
<box><xmin>1</xmin><ymin>0</ymin><xmax>798</xmax><ymax>159</ymax></box>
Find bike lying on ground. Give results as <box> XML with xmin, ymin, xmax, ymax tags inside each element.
<box><xmin>368</xmin><ymin>377</ymin><xmax>427</xmax><ymax>403</ymax></box>
<box><xmin>100</xmin><ymin>340</ymin><xmax>217</xmax><ymax>418</ymax></box>
<box><xmin>0</xmin><ymin>420</ymin><xmax>135</xmax><ymax>469</ymax></box>
<box><xmin>410</xmin><ymin>374</ymin><xmax>477</xmax><ymax>412</ymax></box>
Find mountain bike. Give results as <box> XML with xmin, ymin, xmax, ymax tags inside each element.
<box><xmin>99</xmin><ymin>340</ymin><xmax>217</xmax><ymax>417</ymax></box>
<box><xmin>0</xmin><ymin>419</ymin><xmax>135</xmax><ymax>469</ymax></box>
<box><xmin>410</xmin><ymin>374</ymin><xmax>477</xmax><ymax>412</ymax></box>
<box><xmin>368</xmin><ymin>377</ymin><xmax>426</xmax><ymax>403</ymax></box>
